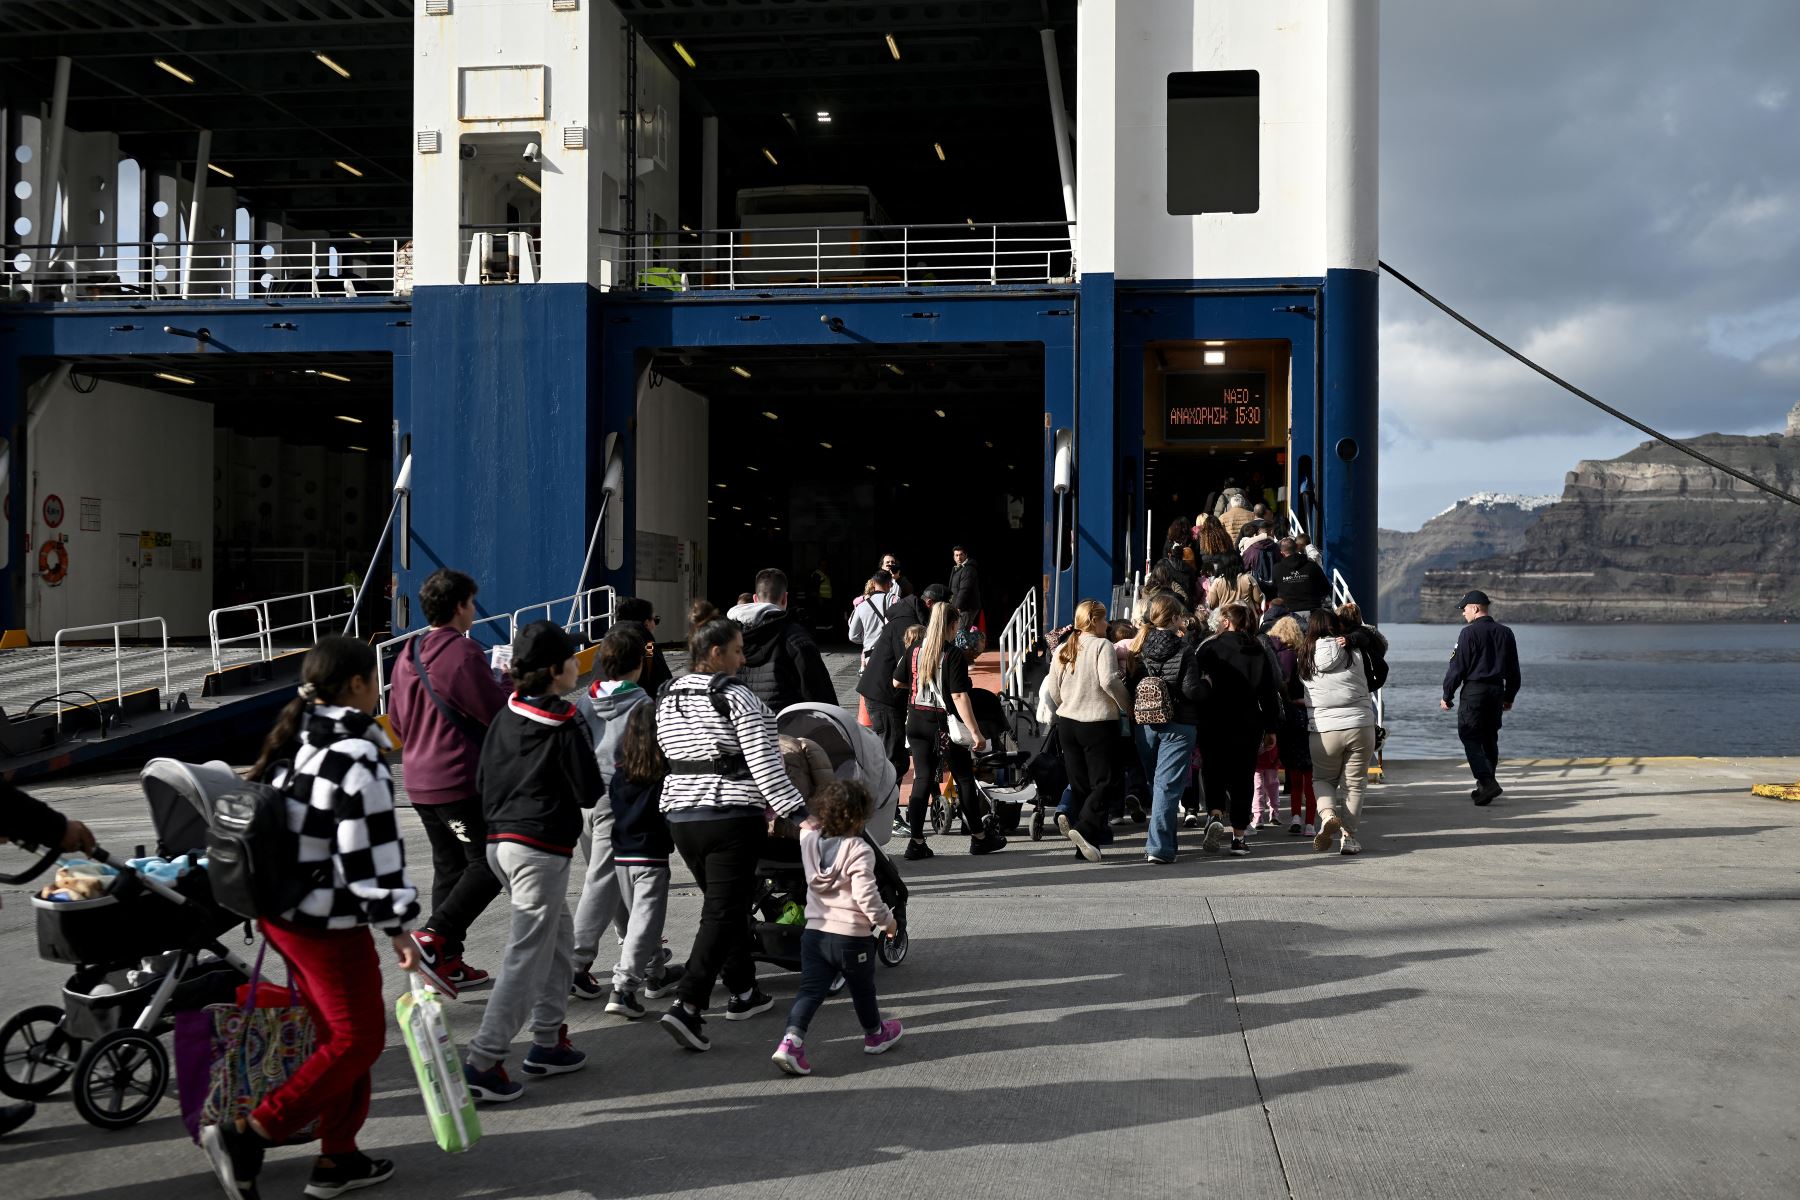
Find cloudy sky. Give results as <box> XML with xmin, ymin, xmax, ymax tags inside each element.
<box><xmin>1378</xmin><ymin>0</ymin><xmax>1800</xmax><ymax>529</ymax></box>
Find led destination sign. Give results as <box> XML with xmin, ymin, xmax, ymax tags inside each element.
<box><xmin>1162</xmin><ymin>370</ymin><xmax>1270</xmax><ymax>444</ymax></box>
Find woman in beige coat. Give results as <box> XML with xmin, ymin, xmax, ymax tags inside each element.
<box><xmin>1045</xmin><ymin>599</ymin><xmax>1132</xmax><ymax>862</ymax></box>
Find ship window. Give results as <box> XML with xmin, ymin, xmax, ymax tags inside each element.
<box><xmin>1167</xmin><ymin>70</ymin><xmax>1259</xmax><ymax>215</ymax></box>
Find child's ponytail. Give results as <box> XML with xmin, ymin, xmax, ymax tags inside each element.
<box><xmin>250</xmin><ymin>635</ymin><xmax>378</xmax><ymax>779</ymax></box>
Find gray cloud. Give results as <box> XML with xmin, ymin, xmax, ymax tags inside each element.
<box><xmin>1378</xmin><ymin>0</ymin><xmax>1800</xmax><ymax>527</ymax></box>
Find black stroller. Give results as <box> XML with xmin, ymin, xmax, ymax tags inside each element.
<box><xmin>0</xmin><ymin>759</ymin><xmax>250</xmax><ymax>1129</ymax></box>
<box><xmin>752</xmin><ymin>704</ymin><xmax>910</xmax><ymax>972</ymax></box>
<box><xmin>928</xmin><ymin>688</ymin><xmax>1036</xmax><ymax>836</ymax></box>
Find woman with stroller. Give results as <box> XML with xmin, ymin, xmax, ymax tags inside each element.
<box><xmin>1129</xmin><ymin>593</ymin><xmax>1208</xmax><ymax>863</ymax></box>
<box><xmin>201</xmin><ymin>635</ymin><xmax>422</xmax><ymax>1200</ymax></box>
<box><xmin>655</xmin><ymin>601</ymin><xmax>811</xmax><ymax>1053</ymax></box>
<box><xmin>1044</xmin><ymin>599</ymin><xmax>1131</xmax><ymax>863</ymax></box>
<box><xmin>894</xmin><ymin>602</ymin><xmax>1005</xmax><ymax>861</ymax></box>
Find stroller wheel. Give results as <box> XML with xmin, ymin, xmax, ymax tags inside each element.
<box><xmin>1030</xmin><ymin>806</ymin><xmax>1045</xmax><ymax>842</ymax></box>
<box><xmin>0</xmin><ymin>1004</ymin><xmax>81</xmax><ymax>1100</ymax></box>
<box><xmin>72</xmin><ymin>1029</ymin><xmax>168</xmax><ymax>1130</ymax></box>
<box><xmin>878</xmin><ymin>920</ymin><xmax>909</xmax><ymax>967</ymax></box>
<box><xmin>928</xmin><ymin>797</ymin><xmax>945</xmax><ymax>834</ymax></box>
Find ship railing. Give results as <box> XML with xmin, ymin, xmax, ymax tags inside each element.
<box><xmin>374</xmin><ymin>614</ymin><xmax>514</xmax><ymax>716</ymax></box>
<box><xmin>2</xmin><ymin>238</ymin><xmax>407</xmax><ymax>303</ymax></box>
<box><xmin>52</xmin><ymin>617</ymin><xmax>171</xmax><ymax>732</ymax></box>
<box><xmin>208</xmin><ymin>585</ymin><xmax>360</xmax><ymax>675</ymax></box>
<box><xmin>595</xmin><ymin>222</ymin><xmax>1075</xmax><ymax>292</ymax></box>
<box><xmin>998</xmin><ymin>588</ymin><xmax>1040</xmax><ymax>704</ymax></box>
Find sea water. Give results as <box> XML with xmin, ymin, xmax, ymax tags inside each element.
<box><xmin>1377</xmin><ymin>623</ymin><xmax>1800</xmax><ymax>759</ymax></box>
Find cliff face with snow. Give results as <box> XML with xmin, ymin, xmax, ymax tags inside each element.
<box><xmin>1416</xmin><ymin>410</ymin><xmax>1800</xmax><ymax>622</ymax></box>
<box><xmin>1379</xmin><ymin>499</ymin><xmax>1550</xmax><ymax>621</ymax></box>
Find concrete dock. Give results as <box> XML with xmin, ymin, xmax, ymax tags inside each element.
<box><xmin>2</xmin><ymin>755</ymin><xmax>1796</xmax><ymax>1199</ymax></box>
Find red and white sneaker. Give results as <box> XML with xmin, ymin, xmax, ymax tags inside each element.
<box><xmin>444</xmin><ymin>959</ymin><xmax>492</xmax><ymax>991</ymax></box>
<box><xmin>409</xmin><ymin>930</ymin><xmax>459</xmax><ymax>1000</ymax></box>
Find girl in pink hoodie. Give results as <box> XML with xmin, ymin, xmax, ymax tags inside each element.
<box><xmin>770</xmin><ymin>780</ymin><xmax>903</xmax><ymax>1076</ymax></box>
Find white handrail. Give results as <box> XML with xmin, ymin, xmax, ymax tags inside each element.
<box><xmin>578</xmin><ymin>586</ymin><xmax>618</xmax><ymax>641</ymax></box>
<box><xmin>512</xmin><ymin>592</ymin><xmax>593</xmax><ymax>639</ymax></box>
<box><xmin>208</xmin><ymin>585</ymin><xmax>359</xmax><ymax>674</ymax></box>
<box><xmin>52</xmin><ymin>617</ymin><xmax>171</xmax><ymax>731</ymax></box>
<box><xmin>1327</xmin><ymin>568</ymin><xmax>1386</xmax><ymax>743</ymax></box>
<box><xmin>998</xmin><ymin>588</ymin><xmax>1040</xmax><ymax>703</ymax></box>
<box><xmin>3</xmin><ymin>236</ymin><xmax>406</xmax><ymax>303</ymax></box>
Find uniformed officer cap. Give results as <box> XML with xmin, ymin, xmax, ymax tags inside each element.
<box><xmin>1458</xmin><ymin>590</ymin><xmax>1492</xmax><ymax>608</ymax></box>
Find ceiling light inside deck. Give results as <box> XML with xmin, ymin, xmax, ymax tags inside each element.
<box><xmin>516</xmin><ymin>173</ymin><xmax>541</xmax><ymax>193</ymax></box>
<box><xmin>673</xmin><ymin>41</ymin><xmax>697</xmax><ymax>69</ymax></box>
<box><xmin>885</xmin><ymin>34</ymin><xmax>901</xmax><ymax>60</ymax></box>
<box><xmin>335</xmin><ymin>160</ymin><xmax>364</xmax><ymax>177</ymax></box>
<box><xmin>153</xmin><ymin>59</ymin><xmax>195</xmax><ymax>84</ymax></box>
<box><xmin>207</xmin><ymin>163</ymin><xmax>234</xmax><ymax>178</ymax></box>
<box><xmin>1203</xmin><ymin>350</ymin><xmax>1226</xmax><ymax>365</ymax></box>
<box><xmin>314</xmin><ymin>53</ymin><xmax>351</xmax><ymax>79</ymax></box>
<box><xmin>731</xmin><ymin>365</ymin><xmax>752</xmax><ymax>378</ymax></box>
<box><xmin>762</xmin><ymin>148</ymin><xmax>779</xmax><ymax>166</ymax></box>
<box><xmin>154</xmin><ymin>371</ymin><xmax>195</xmax><ymax>385</ymax></box>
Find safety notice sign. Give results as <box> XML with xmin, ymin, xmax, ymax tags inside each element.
<box><xmin>42</xmin><ymin>494</ymin><xmax>64</xmax><ymax>528</ymax></box>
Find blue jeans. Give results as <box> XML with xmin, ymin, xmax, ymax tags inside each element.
<box><xmin>784</xmin><ymin>929</ymin><xmax>883</xmax><ymax>1037</ymax></box>
<box><xmin>1135</xmin><ymin>722</ymin><xmax>1197</xmax><ymax>861</ymax></box>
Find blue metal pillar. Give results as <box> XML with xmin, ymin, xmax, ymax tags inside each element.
<box><xmin>401</xmin><ymin>284</ymin><xmax>598</xmax><ymax>631</ymax></box>
<box><xmin>1074</xmin><ymin>272</ymin><xmax>1116</xmax><ymax>610</ymax></box>
<box><xmin>1322</xmin><ymin>267</ymin><xmax>1380</xmax><ymax>619</ymax></box>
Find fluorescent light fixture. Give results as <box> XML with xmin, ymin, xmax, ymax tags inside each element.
<box><xmin>816</xmin><ymin>111</ymin><xmax>831</xmax><ymax>123</ymax></box>
<box><xmin>984</xmin><ymin>440</ymin><xmax>994</xmax><ymax>448</ymax></box>
<box><xmin>966</xmin><ymin>217</ymin><xmax>975</xmax><ymax>225</ymax></box>
<box><xmin>154</xmin><ymin>371</ymin><xmax>195</xmax><ymax>385</ymax></box>
<box><xmin>746</xmin><ymin>465</ymin><xmax>761</xmax><ymax>472</ymax></box>
<box><xmin>318</xmin><ymin>370</ymin><xmax>352</xmax><ymax>382</ymax></box>
<box><xmin>516</xmin><ymin>172</ymin><xmax>541</xmax><ymax>194</ymax></box>
<box><xmin>715</xmin><ymin>482</ymin><xmax>727</xmax><ymax>490</ymax></box>
<box><xmin>680</xmin><ymin>224</ymin><xmax>693</xmax><ymax>232</ymax></box>
<box><xmin>885</xmin><ymin>33</ymin><xmax>901</xmax><ymax>60</ymax></box>
<box><xmin>883</xmin><ymin>362</ymin><xmax>904</xmax><ymax>376</ymax></box>
<box><xmin>1203</xmin><ymin>350</ymin><xmax>1226</xmax><ymax>365</ymax></box>
<box><xmin>933</xmin><ymin>409</ymin><xmax>946</xmax><ymax>418</ymax></box>
<box><xmin>153</xmin><ymin>59</ymin><xmax>195</xmax><ymax>84</ymax></box>
<box><xmin>347</xmin><ymin>444</ymin><xmax>369</xmax><ymax>452</ymax></box>
<box><xmin>934</xmin><ymin>142</ymin><xmax>945</xmax><ymax>161</ymax></box>
<box><xmin>314</xmin><ymin>52</ymin><xmax>351</xmax><ymax>79</ymax></box>
<box><xmin>673</xmin><ymin>41</ymin><xmax>697</xmax><ymax>69</ymax></box>
<box><xmin>334</xmin><ymin>160</ymin><xmax>363</xmax><ymax>177</ymax></box>
<box><xmin>348</xmin><ymin>231</ymin><xmax>364</xmax><ymax>239</ymax></box>
<box><xmin>818</xmin><ymin>441</ymin><xmax>833</xmax><ymax>449</ymax></box>
<box><xmin>334</xmin><ymin>414</ymin><xmax>364</xmax><ymax>424</ymax></box>
<box><xmin>865</xmin><ymin>464</ymin><xmax>877</xmax><ymax>471</ymax></box>
<box><xmin>207</xmin><ymin>163</ymin><xmax>235</xmax><ymax>179</ymax></box>
<box><xmin>1203</xmin><ymin>340</ymin><xmax>1226</xmax><ymax>346</ymax></box>
<box><xmin>731</xmin><ymin>505</ymin><xmax>743</xmax><ymax>512</ymax></box>
<box><xmin>731</xmin><ymin>365</ymin><xmax>752</xmax><ymax>378</ymax></box>
<box><xmin>761</xmin><ymin>410</ymin><xmax>778</xmax><ymax>419</ymax></box>
<box><xmin>762</xmin><ymin>147</ymin><xmax>778</xmax><ymax>166</ymax></box>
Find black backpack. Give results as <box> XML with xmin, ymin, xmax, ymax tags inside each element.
<box><xmin>204</xmin><ymin>766</ymin><xmax>326</xmax><ymax>920</ymax></box>
<box><xmin>1247</xmin><ymin>541</ymin><xmax>1280</xmax><ymax>596</ymax></box>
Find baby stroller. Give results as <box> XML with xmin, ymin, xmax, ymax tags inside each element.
<box><xmin>753</xmin><ymin>704</ymin><xmax>910</xmax><ymax>971</ymax></box>
<box><xmin>0</xmin><ymin>759</ymin><xmax>250</xmax><ymax>1129</ymax></box>
<box><xmin>928</xmin><ymin>687</ymin><xmax>1037</xmax><ymax>836</ymax></box>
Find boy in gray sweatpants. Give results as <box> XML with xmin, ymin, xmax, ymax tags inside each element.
<box><xmin>577</xmin><ymin>624</ymin><xmax>682</xmax><ymax>1016</ymax></box>
<box><xmin>464</xmin><ymin>622</ymin><xmax>602</xmax><ymax>1102</ymax></box>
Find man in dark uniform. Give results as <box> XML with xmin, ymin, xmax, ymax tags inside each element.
<box><xmin>2</xmin><ymin>782</ymin><xmax>96</xmax><ymax>1138</ymax></box>
<box><xmin>1440</xmin><ymin>590</ymin><xmax>1522</xmax><ymax>805</ymax></box>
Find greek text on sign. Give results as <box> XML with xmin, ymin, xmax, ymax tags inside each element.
<box><xmin>1162</xmin><ymin>371</ymin><xmax>1270</xmax><ymax>444</ymax></box>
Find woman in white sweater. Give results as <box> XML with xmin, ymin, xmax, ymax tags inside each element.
<box><xmin>1296</xmin><ymin>611</ymin><xmax>1376</xmax><ymax>856</ymax></box>
<box><xmin>1045</xmin><ymin>599</ymin><xmax>1132</xmax><ymax>862</ymax></box>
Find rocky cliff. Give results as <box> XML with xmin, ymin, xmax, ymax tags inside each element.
<box><xmin>1379</xmin><ymin>495</ymin><xmax>1552</xmax><ymax>621</ymax></box>
<box><xmin>1418</xmin><ymin>406</ymin><xmax>1800</xmax><ymax>622</ymax></box>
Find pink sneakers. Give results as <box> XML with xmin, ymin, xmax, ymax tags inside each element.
<box><xmin>770</xmin><ymin>1035</ymin><xmax>812</xmax><ymax>1076</ymax></box>
<box><xmin>863</xmin><ymin>1019</ymin><xmax>905</xmax><ymax>1055</ymax></box>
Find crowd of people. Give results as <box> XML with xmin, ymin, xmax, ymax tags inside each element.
<box><xmin>1037</xmin><ymin>509</ymin><xmax>1389</xmax><ymax>864</ymax></box>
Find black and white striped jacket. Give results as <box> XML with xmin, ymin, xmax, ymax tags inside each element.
<box><xmin>655</xmin><ymin>674</ymin><xmax>807</xmax><ymax>819</ymax></box>
<box><xmin>274</xmin><ymin>705</ymin><xmax>421</xmax><ymax>935</ymax></box>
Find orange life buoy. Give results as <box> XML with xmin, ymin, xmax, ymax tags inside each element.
<box><xmin>38</xmin><ymin>540</ymin><xmax>69</xmax><ymax>586</ymax></box>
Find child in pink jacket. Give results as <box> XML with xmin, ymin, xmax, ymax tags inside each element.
<box><xmin>770</xmin><ymin>780</ymin><xmax>903</xmax><ymax>1076</ymax></box>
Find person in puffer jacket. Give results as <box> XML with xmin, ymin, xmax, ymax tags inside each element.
<box><xmin>769</xmin><ymin>781</ymin><xmax>903</xmax><ymax>1076</ymax></box>
<box><xmin>203</xmin><ymin>636</ymin><xmax>422</xmax><ymax>1200</ymax></box>
<box><xmin>726</xmin><ymin>568</ymin><xmax>837</xmax><ymax>713</ymax></box>
<box><xmin>1296</xmin><ymin>611</ymin><xmax>1377</xmax><ymax>858</ymax></box>
<box><xmin>1128</xmin><ymin>593</ymin><xmax>1210</xmax><ymax>864</ymax></box>
<box><xmin>464</xmin><ymin>622</ymin><xmax>604</xmax><ymax>1104</ymax></box>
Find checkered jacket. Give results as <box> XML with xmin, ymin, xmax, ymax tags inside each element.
<box><xmin>273</xmin><ymin>705</ymin><xmax>421</xmax><ymax>936</ymax></box>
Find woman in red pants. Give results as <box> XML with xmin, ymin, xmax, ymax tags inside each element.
<box><xmin>201</xmin><ymin>635</ymin><xmax>422</xmax><ymax>1200</ymax></box>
